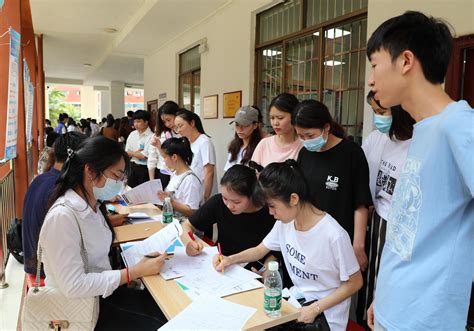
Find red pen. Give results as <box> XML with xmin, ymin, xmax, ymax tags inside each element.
<box><xmin>188</xmin><ymin>231</ymin><xmax>196</xmax><ymax>241</ymax></box>
<box><xmin>217</xmin><ymin>243</ymin><xmax>224</xmax><ymax>273</ymax></box>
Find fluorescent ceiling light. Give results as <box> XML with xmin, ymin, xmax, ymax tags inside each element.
<box><xmin>263</xmin><ymin>49</ymin><xmax>282</xmax><ymax>56</ymax></box>
<box><xmin>313</xmin><ymin>28</ymin><xmax>350</xmax><ymax>39</ymax></box>
<box><xmin>324</xmin><ymin>60</ymin><xmax>345</xmax><ymax>66</ymax></box>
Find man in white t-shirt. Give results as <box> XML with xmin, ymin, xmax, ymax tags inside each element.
<box><xmin>125</xmin><ymin>110</ymin><xmax>153</xmax><ymax>187</ymax></box>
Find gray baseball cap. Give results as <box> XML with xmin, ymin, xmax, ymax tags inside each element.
<box><xmin>230</xmin><ymin>106</ymin><xmax>259</xmax><ymax>126</ymax></box>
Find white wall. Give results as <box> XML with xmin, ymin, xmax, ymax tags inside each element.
<box><xmin>145</xmin><ymin>0</ymin><xmax>474</xmax><ymax>180</ymax></box>
<box><xmin>145</xmin><ymin>0</ymin><xmax>274</xmax><ymax>182</ymax></box>
<box><xmin>361</xmin><ymin>0</ymin><xmax>474</xmax><ymax>138</ymax></box>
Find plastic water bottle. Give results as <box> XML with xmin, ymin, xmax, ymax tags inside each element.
<box><xmin>264</xmin><ymin>261</ymin><xmax>282</xmax><ymax>318</ymax></box>
<box><xmin>162</xmin><ymin>197</ymin><xmax>173</xmax><ymax>224</ymax></box>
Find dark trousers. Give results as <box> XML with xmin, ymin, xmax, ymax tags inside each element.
<box><xmin>95</xmin><ymin>285</ymin><xmax>167</xmax><ymax>331</ymax></box>
<box><xmin>127</xmin><ymin>163</ymin><xmax>149</xmax><ymax>188</ymax></box>
<box><xmin>357</xmin><ymin>209</ymin><xmax>387</xmax><ymax>324</ymax></box>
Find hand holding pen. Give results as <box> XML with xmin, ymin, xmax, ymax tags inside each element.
<box><xmin>185</xmin><ymin>231</ymin><xmax>203</xmax><ymax>256</ymax></box>
<box><xmin>213</xmin><ymin>248</ymin><xmax>231</xmax><ymax>273</ymax></box>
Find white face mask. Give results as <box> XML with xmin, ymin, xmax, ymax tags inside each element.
<box><xmin>92</xmin><ymin>173</ymin><xmax>124</xmax><ymax>201</ymax></box>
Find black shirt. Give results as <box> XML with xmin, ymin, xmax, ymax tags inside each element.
<box><xmin>189</xmin><ymin>194</ymin><xmax>276</xmax><ymax>256</ymax></box>
<box><xmin>297</xmin><ymin>139</ymin><xmax>372</xmax><ymax>239</ymax></box>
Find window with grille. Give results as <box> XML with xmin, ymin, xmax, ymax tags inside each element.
<box><xmin>179</xmin><ymin>46</ymin><xmax>201</xmax><ymax>112</ymax></box>
<box><xmin>256</xmin><ymin>0</ymin><xmax>367</xmax><ymax>143</ymax></box>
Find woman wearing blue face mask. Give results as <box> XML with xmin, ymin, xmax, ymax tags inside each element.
<box><xmin>358</xmin><ymin>92</ymin><xmax>415</xmax><ymax>323</ymax></box>
<box><xmin>39</xmin><ymin>136</ymin><xmax>167</xmax><ymax>330</ymax></box>
<box><xmin>294</xmin><ymin>100</ymin><xmax>372</xmax><ymax>278</ymax></box>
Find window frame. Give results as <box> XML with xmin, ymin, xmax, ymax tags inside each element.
<box><xmin>178</xmin><ymin>46</ymin><xmax>201</xmax><ymax>112</ymax></box>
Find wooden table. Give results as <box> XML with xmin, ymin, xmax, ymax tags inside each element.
<box><xmin>114</xmin><ymin>203</ymin><xmax>300</xmax><ymax>329</ymax></box>
<box><xmin>113</xmin><ymin>203</ymin><xmax>163</xmax><ymax>245</ymax></box>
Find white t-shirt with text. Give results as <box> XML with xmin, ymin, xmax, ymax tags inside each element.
<box><xmin>263</xmin><ymin>214</ymin><xmax>360</xmax><ymax>331</ymax></box>
<box><xmin>362</xmin><ymin>130</ymin><xmax>411</xmax><ymax>219</ymax></box>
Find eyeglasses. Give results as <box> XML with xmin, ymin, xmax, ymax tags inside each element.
<box><xmin>101</xmin><ymin>172</ymin><xmax>127</xmax><ymax>184</ymax></box>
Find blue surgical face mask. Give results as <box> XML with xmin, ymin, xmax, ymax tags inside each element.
<box><xmin>301</xmin><ymin>131</ymin><xmax>327</xmax><ymax>152</ymax></box>
<box><xmin>373</xmin><ymin>114</ymin><xmax>392</xmax><ymax>134</ymax></box>
<box><xmin>92</xmin><ymin>173</ymin><xmax>124</xmax><ymax>201</ymax></box>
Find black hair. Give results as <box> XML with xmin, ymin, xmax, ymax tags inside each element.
<box><xmin>176</xmin><ymin>109</ymin><xmax>209</xmax><ymax>136</ymax></box>
<box><xmin>133</xmin><ymin>109</ymin><xmax>151</xmax><ymax>122</ymax></box>
<box><xmin>389</xmin><ymin>105</ymin><xmax>415</xmax><ymax>141</ymax></box>
<box><xmin>156</xmin><ymin>101</ymin><xmax>180</xmax><ymax>136</ymax></box>
<box><xmin>91</xmin><ymin>119</ymin><xmax>97</xmax><ymax>124</ymax></box>
<box><xmin>269</xmin><ymin>93</ymin><xmax>299</xmax><ymax>115</ymax></box>
<box><xmin>366</xmin><ymin>91</ymin><xmax>386</xmax><ymax>110</ymax></box>
<box><xmin>80</xmin><ymin>119</ymin><xmax>91</xmax><ymax>131</ymax></box>
<box><xmin>118</xmin><ymin>117</ymin><xmax>133</xmax><ymax>140</ymax></box>
<box><xmin>106</xmin><ymin>114</ymin><xmax>115</xmax><ymax>127</ymax></box>
<box><xmin>367</xmin><ymin>11</ymin><xmax>453</xmax><ymax>84</ymax></box>
<box><xmin>50</xmin><ymin>136</ymin><xmax>131</xmax><ymax>243</ymax></box>
<box><xmin>252</xmin><ymin>105</ymin><xmax>264</xmax><ymax>124</ymax></box>
<box><xmin>101</xmin><ymin>117</ymin><xmax>107</xmax><ymax>124</ymax></box>
<box><xmin>161</xmin><ymin>137</ymin><xmax>193</xmax><ymax>166</ymax></box>
<box><xmin>228</xmin><ymin>124</ymin><xmax>262</xmax><ymax>165</ymax></box>
<box><xmin>127</xmin><ymin>110</ymin><xmax>134</xmax><ymax>117</ymax></box>
<box><xmin>53</xmin><ymin>132</ymin><xmax>87</xmax><ymax>163</ymax></box>
<box><xmin>58</xmin><ymin>113</ymin><xmax>68</xmax><ymax>122</ymax></box>
<box><xmin>45</xmin><ymin>130</ymin><xmax>59</xmax><ymax>148</ymax></box>
<box><xmin>259</xmin><ymin>159</ymin><xmax>314</xmax><ymax>206</ymax></box>
<box><xmin>45</xmin><ymin>119</ymin><xmax>51</xmax><ymax>126</ymax></box>
<box><xmin>113</xmin><ymin>118</ymin><xmax>120</xmax><ymax>131</ymax></box>
<box><xmin>292</xmin><ymin>100</ymin><xmax>346</xmax><ymax>138</ymax></box>
<box><xmin>220</xmin><ymin>165</ymin><xmax>265</xmax><ymax>208</ymax></box>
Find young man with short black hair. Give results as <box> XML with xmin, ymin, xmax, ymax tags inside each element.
<box><xmin>366</xmin><ymin>11</ymin><xmax>473</xmax><ymax>331</ymax></box>
<box><xmin>125</xmin><ymin>110</ymin><xmax>154</xmax><ymax>187</ymax></box>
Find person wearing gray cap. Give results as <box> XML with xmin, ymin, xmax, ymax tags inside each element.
<box><xmin>225</xmin><ymin>106</ymin><xmax>263</xmax><ymax>171</ymax></box>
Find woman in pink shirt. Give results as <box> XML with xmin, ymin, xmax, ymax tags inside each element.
<box><xmin>251</xmin><ymin>93</ymin><xmax>302</xmax><ymax>168</ymax></box>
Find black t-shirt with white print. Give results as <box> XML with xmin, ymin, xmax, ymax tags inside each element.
<box><xmin>297</xmin><ymin>138</ymin><xmax>372</xmax><ymax>239</ymax></box>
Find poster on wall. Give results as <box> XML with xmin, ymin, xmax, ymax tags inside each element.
<box><xmin>223</xmin><ymin>91</ymin><xmax>242</xmax><ymax>118</ymax></box>
<box><xmin>158</xmin><ymin>92</ymin><xmax>167</xmax><ymax>108</ymax></box>
<box><xmin>24</xmin><ymin>59</ymin><xmax>34</xmax><ymax>145</ymax></box>
<box><xmin>3</xmin><ymin>28</ymin><xmax>21</xmax><ymax>162</ymax></box>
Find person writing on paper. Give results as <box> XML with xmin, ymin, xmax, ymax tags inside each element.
<box><xmin>148</xmin><ymin>101</ymin><xmax>181</xmax><ymax>188</ymax></box>
<box><xmin>39</xmin><ymin>136</ymin><xmax>167</xmax><ymax>330</ymax></box>
<box><xmin>156</xmin><ymin>137</ymin><xmax>203</xmax><ymax>218</ymax></box>
<box><xmin>182</xmin><ymin>165</ymin><xmax>275</xmax><ymax>272</ymax></box>
<box><xmin>214</xmin><ymin>160</ymin><xmax>362</xmax><ymax>331</ymax></box>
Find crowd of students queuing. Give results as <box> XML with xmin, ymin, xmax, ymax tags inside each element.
<box><xmin>22</xmin><ymin>11</ymin><xmax>473</xmax><ymax>331</ymax></box>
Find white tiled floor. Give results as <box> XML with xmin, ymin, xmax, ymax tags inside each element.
<box><xmin>0</xmin><ymin>254</ymin><xmax>24</xmax><ymax>331</ymax></box>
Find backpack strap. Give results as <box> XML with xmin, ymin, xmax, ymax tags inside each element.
<box><xmin>175</xmin><ymin>171</ymin><xmax>201</xmax><ymax>193</ymax></box>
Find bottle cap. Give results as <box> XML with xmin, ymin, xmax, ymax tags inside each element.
<box><xmin>165</xmin><ymin>197</ymin><xmax>171</xmax><ymax>203</ymax></box>
<box><xmin>268</xmin><ymin>261</ymin><xmax>279</xmax><ymax>271</ymax></box>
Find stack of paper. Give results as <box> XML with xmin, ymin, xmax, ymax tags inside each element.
<box><xmin>121</xmin><ymin>220</ymin><xmax>182</xmax><ymax>267</ymax></box>
<box><xmin>120</xmin><ymin>179</ymin><xmax>163</xmax><ymax>205</ymax></box>
<box><xmin>159</xmin><ymin>296</ymin><xmax>257</xmax><ymax>330</ymax></box>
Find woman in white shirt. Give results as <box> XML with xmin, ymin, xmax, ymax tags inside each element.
<box><xmin>359</xmin><ymin>92</ymin><xmax>414</xmax><ymax>321</ymax></box>
<box><xmin>157</xmin><ymin>137</ymin><xmax>203</xmax><ymax>218</ymax></box>
<box><xmin>214</xmin><ymin>160</ymin><xmax>362</xmax><ymax>331</ymax></box>
<box><xmin>148</xmin><ymin>101</ymin><xmax>181</xmax><ymax>188</ymax></box>
<box><xmin>39</xmin><ymin>136</ymin><xmax>167</xmax><ymax>330</ymax></box>
<box><xmin>224</xmin><ymin>106</ymin><xmax>263</xmax><ymax>172</ymax></box>
<box><xmin>174</xmin><ymin>109</ymin><xmax>217</xmax><ymax>202</ymax></box>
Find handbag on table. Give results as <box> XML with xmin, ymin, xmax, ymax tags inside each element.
<box><xmin>22</xmin><ymin>203</ymin><xmax>100</xmax><ymax>331</ymax></box>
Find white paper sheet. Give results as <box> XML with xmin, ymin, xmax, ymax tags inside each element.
<box><xmin>158</xmin><ymin>296</ymin><xmax>257</xmax><ymax>331</ymax></box>
<box><xmin>121</xmin><ymin>220</ymin><xmax>182</xmax><ymax>267</ymax></box>
<box><xmin>163</xmin><ymin>247</ymin><xmax>261</xmax><ymax>297</ymax></box>
<box><xmin>121</xmin><ymin>179</ymin><xmax>163</xmax><ymax>205</ymax></box>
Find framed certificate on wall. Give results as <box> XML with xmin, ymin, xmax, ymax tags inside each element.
<box><xmin>223</xmin><ymin>90</ymin><xmax>242</xmax><ymax>118</ymax></box>
<box><xmin>202</xmin><ymin>94</ymin><xmax>218</xmax><ymax>119</ymax></box>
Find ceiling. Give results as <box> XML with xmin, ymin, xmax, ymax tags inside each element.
<box><xmin>31</xmin><ymin>0</ymin><xmax>230</xmax><ymax>87</ymax></box>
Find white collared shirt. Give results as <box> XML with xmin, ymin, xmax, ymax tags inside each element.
<box><xmin>39</xmin><ymin>189</ymin><xmax>121</xmax><ymax>298</ymax></box>
<box><xmin>125</xmin><ymin>127</ymin><xmax>153</xmax><ymax>165</ymax></box>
